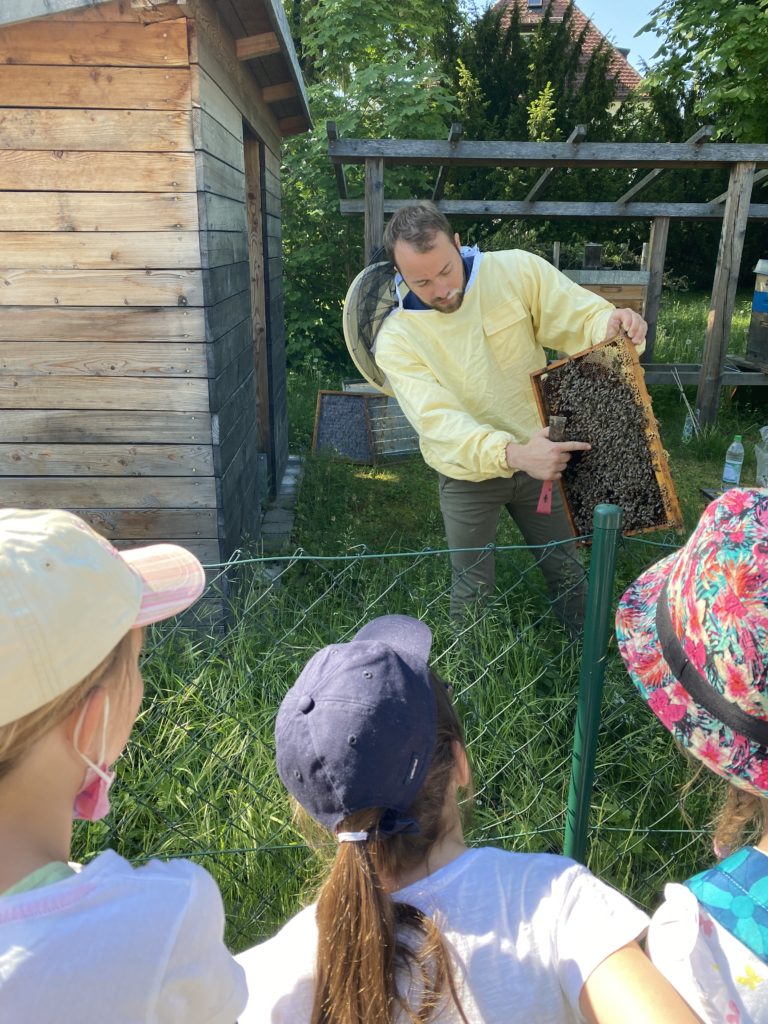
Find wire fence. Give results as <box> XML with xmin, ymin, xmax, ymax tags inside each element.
<box><xmin>72</xmin><ymin>519</ymin><xmax>715</xmax><ymax>953</ymax></box>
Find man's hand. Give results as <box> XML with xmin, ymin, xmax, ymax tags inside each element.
<box><xmin>506</xmin><ymin>427</ymin><xmax>591</xmax><ymax>481</ymax></box>
<box><xmin>604</xmin><ymin>308</ymin><xmax>647</xmax><ymax>347</ymax></box>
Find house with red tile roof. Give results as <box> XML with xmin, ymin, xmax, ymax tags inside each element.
<box><xmin>495</xmin><ymin>0</ymin><xmax>643</xmax><ymax>109</ymax></box>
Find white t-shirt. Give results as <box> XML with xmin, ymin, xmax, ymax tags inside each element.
<box><xmin>648</xmin><ymin>881</ymin><xmax>768</xmax><ymax>1024</ymax></box>
<box><xmin>0</xmin><ymin>848</ymin><xmax>247</xmax><ymax>1023</ymax></box>
<box><xmin>236</xmin><ymin>846</ymin><xmax>649</xmax><ymax>1023</ymax></box>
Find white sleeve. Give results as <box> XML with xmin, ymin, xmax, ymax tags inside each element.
<box><xmin>235</xmin><ymin>905</ymin><xmax>318</xmax><ymax>1023</ymax></box>
<box><xmin>553</xmin><ymin>862</ymin><xmax>649</xmax><ymax>1017</ymax></box>
<box><xmin>151</xmin><ymin>863</ymin><xmax>248</xmax><ymax>1024</ymax></box>
<box><xmin>647</xmin><ymin>882</ymin><xmax>745</xmax><ymax>1024</ymax></box>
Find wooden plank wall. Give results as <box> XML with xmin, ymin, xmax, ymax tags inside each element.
<box><xmin>0</xmin><ymin>2</ymin><xmax>222</xmax><ymax>569</ymax></box>
<box><xmin>189</xmin><ymin>0</ymin><xmax>288</xmax><ymax>558</ymax></box>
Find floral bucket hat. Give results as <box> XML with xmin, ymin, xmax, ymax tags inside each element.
<box><xmin>616</xmin><ymin>488</ymin><xmax>768</xmax><ymax>796</ymax></box>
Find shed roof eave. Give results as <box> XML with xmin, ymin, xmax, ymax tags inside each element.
<box><xmin>249</xmin><ymin>0</ymin><xmax>312</xmax><ymax>132</ymax></box>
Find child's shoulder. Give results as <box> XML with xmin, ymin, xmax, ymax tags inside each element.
<box><xmin>82</xmin><ymin>849</ymin><xmax>224</xmax><ymax>916</ymax></box>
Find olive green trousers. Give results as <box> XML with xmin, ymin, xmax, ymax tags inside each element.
<box><xmin>437</xmin><ymin>471</ymin><xmax>586</xmax><ymax>630</ymax></box>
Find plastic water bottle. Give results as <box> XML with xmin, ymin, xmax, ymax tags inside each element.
<box><xmin>721</xmin><ymin>435</ymin><xmax>744</xmax><ymax>491</ymax></box>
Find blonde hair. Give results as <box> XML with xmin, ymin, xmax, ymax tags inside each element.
<box><xmin>713</xmin><ymin>782</ymin><xmax>767</xmax><ymax>858</ymax></box>
<box><xmin>0</xmin><ymin>629</ymin><xmax>141</xmax><ymax>779</ymax></box>
<box><xmin>305</xmin><ymin>671</ymin><xmax>471</xmax><ymax>1024</ymax></box>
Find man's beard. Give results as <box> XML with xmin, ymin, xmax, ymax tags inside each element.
<box><xmin>430</xmin><ymin>288</ymin><xmax>464</xmax><ymax>314</ymax></box>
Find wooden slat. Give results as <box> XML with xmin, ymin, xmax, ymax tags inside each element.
<box><xmin>0</xmin><ymin>270</ymin><xmax>204</xmax><ymax>306</ymax></box>
<box><xmin>0</xmin><ymin>409</ymin><xmax>211</xmax><ymax>443</ymax></box>
<box><xmin>0</xmin><ymin>307</ymin><xmax>204</xmax><ymax>342</ymax></box>
<box><xmin>0</xmin><ymin>66</ymin><xmax>191</xmax><ymax>110</ymax></box>
<box><xmin>0</xmin><ymin>20</ymin><xmax>189</xmax><ymax>67</ymax></box>
<box><xmin>0</xmin><ymin>444</ymin><xmax>214</xmax><ymax>477</ymax></box>
<box><xmin>0</xmin><ymin>342</ymin><xmax>207</xmax><ymax>377</ymax></box>
<box><xmin>235</xmin><ymin>32</ymin><xmax>280</xmax><ymax>60</ymax></box>
<box><xmin>192</xmin><ymin>108</ymin><xmax>245</xmax><ymax>171</ymax></box>
<box><xmin>194</xmin><ymin>66</ymin><xmax>243</xmax><ymax>142</ymax></box>
<box><xmin>0</xmin><ymin>151</ymin><xmax>196</xmax><ymax>191</ymax></box>
<box><xmin>262</xmin><ymin>81</ymin><xmax>296</xmax><ymax>103</ymax></box>
<box><xmin>198</xmin><ymin>193</ymin><xmax>246</xmax><ymax>232</ymax></box>
<box><xmin>0</xmin><ymin>192</ymin><xmax>199</xmax><ymax>231</ymax></box>
<box><xmin>0</xmin><ymin>109</ymin><xmax>193</xmax><ymax>152</ymax></box>
<box><xmin>340</xmin><ymin>198</ymin><xmax>768</xmax><ymax>221</ymax></box>
<box><xmin>0</xmin><ymin>478</ymin><xmax>217</xmax><ymax>508</ymax></box>
<box><xmin>0</xmin><ymin>232</ymin><xmax>201</xmax><ymax>270</ymax></box>
<box><xmin>0</xmin><ymin>375</ymin><xmax>210</xmax><ymax>411</ymax></box>
<box><xmin>72</xmin><ymin>507</ymin><xmax>218</xmax><ymax>540</ymax></box>
<box><xmin>197</xmin><ymin>151</ymin><xmax>245</xmax><ymax>201</ymax></box>
<box><xmin>200</xmin><ymin>230</ymin><xmax>248</xmax><ymax>269</ymax></box>
<box><xmin>329</xmin><ymin>138</ymin><xmax>768</xmax><ymax>169</ymax></box>
<box><xmin>277</xmin><ymin>116</ymin><xmax>307</xmax><ymax>137</ymax></box>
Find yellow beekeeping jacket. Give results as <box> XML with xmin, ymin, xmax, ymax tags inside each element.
<box><xmin>374</xmin><ymin>249</ymin><xmax>625</xmax><ymax>482</ymax></box>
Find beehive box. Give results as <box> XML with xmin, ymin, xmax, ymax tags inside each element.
<box><xmin>530</xmin><ymin>337</ymin><xmax>683</xmax><ymax>537</ymax></box>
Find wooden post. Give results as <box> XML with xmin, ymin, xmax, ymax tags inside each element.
<box><xmin>364</xmin><ymin>157</ymin><xmax>384</xmax><ymax>264</ymax></box>
<box><xmin>696</xmin><ymin>162</ymin><xmax>756</xmax><ymax>425</ymax></box>
<box><xmin>641</xmin><ymin>216</ymin><xmax>669</xmax><ymax>364</ymax></box>
<box><xmin>552</xmin><ymin>240</ymin><xmax>561</xmax><ymax>269</ymax></box>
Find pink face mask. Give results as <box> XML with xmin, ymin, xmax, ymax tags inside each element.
<box><xmin>72</xmin><ymin>695</ymin><xmax>116</xmax><ymax>822</ymax></box>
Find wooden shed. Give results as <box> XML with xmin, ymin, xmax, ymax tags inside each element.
<box><xmin>0</xmin><ymin>0</ymin><xmax>311</xmax><ymax>573</ymax></box>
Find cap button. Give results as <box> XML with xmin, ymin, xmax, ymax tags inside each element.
<box><xmin>298</xmin><ymin>695</ymin><xmax>315</xmax><ymax>714</ymax></box>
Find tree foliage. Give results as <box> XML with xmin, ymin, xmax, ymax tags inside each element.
<box><xmin>641</xmin><ymin>0</ymin><xmax>768</xmax><ymax>142</ymax></box>
<box><xmin>281</xmin><ymin>0</ymin><xmax>460</xmax><ymax>366</ymax></box>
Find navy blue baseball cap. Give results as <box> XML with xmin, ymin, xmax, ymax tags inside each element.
<box><xmin>275</xmin><ymin>615</ymin><xmax>437</xmax><ymax>833</ymax></box>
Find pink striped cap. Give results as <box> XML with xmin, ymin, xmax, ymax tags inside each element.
<box><xmin>0</xmin><ymin>509</ymin><xmax>206</xmax><ymax>726</ymax></box>
<box><xmin>122</xmin><ymin>543</ymin><xmax>206</xmax><ymax>628</ymax></box>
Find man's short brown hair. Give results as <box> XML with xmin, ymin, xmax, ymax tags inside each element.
<box><xmin>383</xmin><ymin>201</ymin><xmax>454</xmax><ymax>259</ymax></box>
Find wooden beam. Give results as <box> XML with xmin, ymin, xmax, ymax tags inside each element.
<box><xmin>262</xmin><ymin>81</ymin><xmax>297</xmax><ymax>103</ymax></box>
<box><xmin>696</xmin><ymin>162</ymin><xmax>756</xmax><ymax>425</ymax></box>
<box><xmin>277</xmin><ymin>116</ymin><xmax>308</xmax><ymax>137</ymax></box>
<box><xmin>710</xmin><ymin>168</ymin><xmax>768</xmax><ymax>204</ymax></box>
<box><xmin>327</xmin><ymin>121</ymin><xmax>348</xmax><ymax>200</ymax></box>
<box><xmin>432</xmin><ymin>122</ymin><xmax>463</xmax><ymax>202</ymax></box>
<box><xmin>641</xmin><ymin>216</ymin><xmax>669</xmax><ymax>363</ymax></box>
<box><xmin>339</xmin><ymin>199</ymin><xmax>768</xmax><ymax>220</ymax></box>
<box><xmin>364</xmin><ymin>157</ymin><xmax>385</xmax><ymax>264</ymax></box>
<box><xmin>616</xmin><ymin>126</ymin><xmax>713</xmax><ymax>204</ymax></box>
<box><xmin>525</xmin><ymin>124</ymin><xmax>586</xmax><ymax>202</ymax></box>
<box><xmin>328</xmin><ymin>139</ymin><xmax>768</xmax><ymax>169</ymax></box>
<box><xmin>235</xmin><ymin>32</ymin><xmax>281</xmax><ymax>61</ymax></box>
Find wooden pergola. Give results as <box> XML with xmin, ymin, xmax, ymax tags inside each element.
<box><xmin>328</xmin><ymin>124</ymin><xmax>768</xmax><ymax>425</ymax></box>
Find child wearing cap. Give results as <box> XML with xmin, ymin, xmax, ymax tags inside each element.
<box><xmin>616</xmin><ymin>487</ymin><xmax>768</xmax><ymax>1023</ymax></box>
<box><xmin>0</xmin><ymin>509</ymin><xmax>246</xmax><ymax>1023</ymax></box>
<box><xmin>236</xmin><ymin>614</ymin><xmax>698</xmax><ymax>1023</ymax></box>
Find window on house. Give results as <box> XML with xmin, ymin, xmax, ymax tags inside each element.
<box><xmin>527</xmin><ymin>0</ymin><xmax>544</xmax><ymax>7</ymax></box>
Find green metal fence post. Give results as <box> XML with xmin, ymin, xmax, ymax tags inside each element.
<box><xmin>564</xmin><ymin>503</ymin><xmax>624</xmax><ymax>863</ymax></box>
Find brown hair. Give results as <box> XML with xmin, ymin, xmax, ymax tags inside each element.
<box><xmin>306</xmin><ymin>670</ymin><xmax>471</xmax><ymax>1024</ymax></box>
<box><xmin>713</xmin><ymin>782</ymin><xmax>767</xmax><ymax>857</ymax></box>
<box><xmin>383</xmin><ymin>201</ymin><xmax>454</xmax><ymax>260</ymax></box>
<box><xmin>0</xmin><ymin>629</ymin><xmax>141</xmax><ymax>780</ymax></box>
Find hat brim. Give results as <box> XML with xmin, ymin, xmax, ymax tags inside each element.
<box><xmin>353</xmin><ymin>614</ymin><xmax>432</xmax><ymax>665</ymax></box>
<box><xmin>122</xmin><ymin>544</ymin><xmax>206</xmax><ymax>627</ymax></box>
<box><xmin>616</xmin><ymin>549</ymin><xmax>768</xmax><ymax>796</ymax></box>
